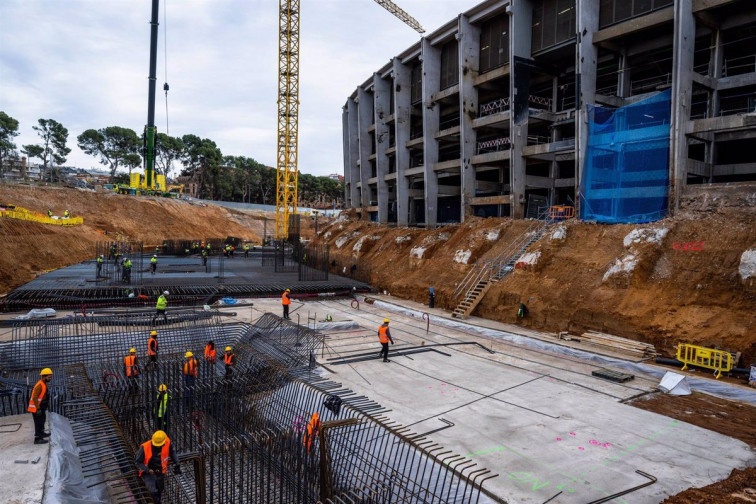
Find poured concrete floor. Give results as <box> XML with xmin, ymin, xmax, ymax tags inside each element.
<box><xmin>0</xmin><ymin>414</ymin><xmax>49</xmax><ymax>504</ymax></box>
<box><xmin>233</xmin><ymin>296</ymin><xmax>756</xmax><ymax>504</ymax></box>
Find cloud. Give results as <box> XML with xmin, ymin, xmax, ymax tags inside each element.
<box><xmin>1</xmin><ymin>0</ymin><xmax>467</xmax><ymax>175</ymax></box>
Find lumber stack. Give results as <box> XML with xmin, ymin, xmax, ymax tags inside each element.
<box><xmin>558</xmin><ymin>330</ymin><xmax>658</xmax><ymax>359</ymax></box>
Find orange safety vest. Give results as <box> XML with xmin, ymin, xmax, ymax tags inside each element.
<box><xmin>204</xmin><ymin>344</ymin><xmax>216</xmax><ymax>362</ymax></box>
<box><xmin>303</xmin><ymin>413</ymin><xmax>320</xmax><ymax>453</ymax></box>
<box><xmin>139</xmin><ymin>439</ymin><xmax>171</xmax><ymax>476</ymax></box>
<box><xmin>125</xmin><ymin>355</ymin><xmax>138</xmax><ymax>376</ymax></box>
<box><xmin>378</xmin><ymin>325</ymin><xmax>390</xmax><ymax>344</ymax></box>
<box><xmin>183</xmin><ymin>359</ymin><xmax>198</xmax><ymax>377</ymax></box>
<box><xmin>224</xmin><ymin>353</ymin><xmax>234</xmax><ymax>366</ymax></box>
<box><xmin>27</xmin><ymin>380</ymin><xmax>47</xmax><ymax>413</ymax></box>
<box><xmin>148</xmin><ymin>337</ymin><xmax>157</xmax><ymax>356</ymax></box>
<box><xmin>282</xmin><ymin>292</ymin><xmax>291</xmax><ymax>305</ymax></box>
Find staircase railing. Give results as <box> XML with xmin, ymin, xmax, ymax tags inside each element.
<box><xmin>454</xmin><ymin>211</ymin><xmax>551</xmax><ymax>304</ymax></box>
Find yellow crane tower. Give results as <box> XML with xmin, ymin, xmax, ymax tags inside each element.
<box><xmin>275</xmin><ymin>0</ymin><xmax>425</xmax><ymax>239</ymax></box>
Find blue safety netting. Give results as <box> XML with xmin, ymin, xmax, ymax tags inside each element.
<box><xmin>580</xmin><ymin>89</ymin><xmax>671</xmax><ymax>223</ymax></box>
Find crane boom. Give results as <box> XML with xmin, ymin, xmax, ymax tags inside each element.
<box><xmin>275</xmin><ymin>0</ymin><xmax>300</xmax><ymax>239</ymax></box>
<box><xmin>372</xmin><ymin>0</ymin><xmax>425</xmax><ymax>33</ymax></box>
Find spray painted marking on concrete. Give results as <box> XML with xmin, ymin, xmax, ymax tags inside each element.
<box><xmin>464</xmin><ymin>419</ymin><xmax>681</xmax><ymax>503</ymax></box>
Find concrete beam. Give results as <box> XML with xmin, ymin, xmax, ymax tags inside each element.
<box><xmin>717</xmin><ymin>72</ymin><xmax>756</xmax><ymax>91</ymax></box>
<box><xmin>593</xmin><ymin>6</ymin><xmax>674</xmax><ymax>45</ymax></box>
<box><xmin>346</xmin><ymin>98</ymin><xmax>360</xmax><ymax>207</ymax></box>
<box><xmin>357</xmin><ymin>87</ymin><xmax>375</xmax><ymax>208</ymax></box>
<box><xmin>422</xmin><ymin>37</ymin><xmax>442</xmax><ymax>227</ymax></box>
<box><xmin>459</xmin><ymin>13</ymin><xmax>481</xmax><ymax>222</ymax></box>
<box><xmin>576</xmin><ymin>0</ymin><xmax>600</xmax><ymax>218</ymax></box>
<box><xmin>472</xmin><ymin>150</ymin><xmax>511</xmax><ymax>164</ymax></box>
<box><xmin>473</xmin><ymin>111</ymin><xmax>511</xmax><ymax>128</ymax></box>
<box><xmin>434</xmin><ymin>159</ymin><xmax>462</xmax><ymax>172</ymax></box>
<box><xmin>692</xmin><ymin>0</ymin><xmax>740</xmax><ymax>12</ymax></box>
<box><xmin>670</xmin><ymin>0</ymin><xmax>696</xmax><ymax>213</ymax></box>
<box><xmin>713</xmin><ymin>163</ymin><xmax>756</xmax><ymax>176</ymax></box>
<box><xmin>392</xmin><ymin>57</ymin><xmax>412</xmax><ymax>226</ymax></box>
<box><xmin>473</xmin><ymin>64</ymin><xmax>510</xmax><ymax>86</ymax></box>
<box><xmin>687</xmin><ymin>114</ymin><xmax>756</xmax><ymax>134</ymax></box>
<box><xmin>471</xmin><ymin>194</ymin><xmax>511</xmax><ymax>205</ymax></box>
<box><xmin>373</xmin><ymin>73</ymin><xmax>391</xmax><ymax>223</ymax></box>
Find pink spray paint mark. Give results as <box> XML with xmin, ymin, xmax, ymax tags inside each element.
<box><xmin>602</xmin><ymin>443</ymin><xmax>613</xmax><ymax>448</ymax></box>
<box><xmin>578</xmin><ymin>447</ymin><xmax>585</xmax><ymax>451</ymax></box>
<box><xmin>589</xmin><ymin>439</ymin><xmax>600</xmax><ymax>446</ymax></box>
<box><xmin>569</xmin><ymin>432</ymin><xmax>576</xmax><ymax>437</ymax></box>
<box><xmin>556</xmin><ymin>437</ymin><xmax>562</xmax><ymax>441</ymax></box>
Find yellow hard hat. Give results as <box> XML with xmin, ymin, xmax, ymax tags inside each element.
<box><xmin>286</xmin><ymin>288</ymin><xmax>290</xmax><ymax>292</ymax></box>
<box><xmin>150</xmin><ymin>330</ymin><xmax>157</xmax><ymax>336</ymax></box>
<box><xmin>185</xmin><ymin>351</ymin><xmax>193</xmax><ymax>358</ymax></box>
<box><xmin>40</xmin><ymin>368</ymin><xmax>53</xmax><ymax>376</ymax></box>
<box><xmin>152</xmin><ymin>430</ymin><xmax>167</xmax><ymax>447</ymax></box>
<box><xmin>129</xmin><ymin>348</ymin><xmax>136</xmax><ymax>353</ymax></box>
<box><xmin>383</xmin><ymin>318</ymin><xmax>389</xmax><ymax>323</ymax></box>
<box><xmin>225</xmin><ymin>346</ymin><xmax>232</xmax><ymax>352</ymax></box>
<box><xmin>158</xmin><ymin>384</ymin><xmax>167</xmax><ymax>392</ymax></box>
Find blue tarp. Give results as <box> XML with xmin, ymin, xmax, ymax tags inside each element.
<box><xmin>581</xmin><ymin>89</ymin><xmax>672</xmax><ymax>223</ymax></box>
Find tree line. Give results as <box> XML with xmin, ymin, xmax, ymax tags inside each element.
<box><xmin>0</xmin><ymin>111</ymin><xmax>343</xmax><ymax>206</ymax></box>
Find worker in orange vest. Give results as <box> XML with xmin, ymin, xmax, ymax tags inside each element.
<box><xmin>182</xmin><ymin>351</ymin><xmax>198</xmax><ymax>405</ymax></box>
<box><xmin>302</xmin><ymin>412</ymin><xmax>320</xmax><ymax>454</ymax></box>
<box><xmin>28</xmin><ymin>367</ymin><xmax>53</xmax><ymax>444</ymax></box>
<box><xmin>282</xmin><ymin>288</ymin><xmax>291</xmax><ymax>319</ymax></box>
<box><xmin>203</xmin><ymin>341</ymin><xmax>216</xmax><ymax>363</ymax></box>
<box><xmin>378</xmin><ymin>318</ymin><xmax>395</xmax><ymax>363</ymax></box>
<box><xmin>124</xmin><ymin>348</ymin><xmax>139</xmax><ymax>389</ymax></box>
<box><xmin>135</xmin><ymin>430</ymin><xmax>181</xmax><ymax>504</ymax></box>
<box><xmin>147</xmin><ymin>330</ymin><xmax>158</xmax><ymax>364</ymax></box>
<box><xmin>223</xmin><ymin>346</ymin><xmax>236</xmax><ymax>378</ymax></box>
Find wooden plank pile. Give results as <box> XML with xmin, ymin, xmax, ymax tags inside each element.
<box><xmin>558</xmin><ymin>330</ymin><xmax>658</xmax><ymax>359</ymax></box>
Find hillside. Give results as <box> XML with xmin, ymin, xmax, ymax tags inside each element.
<box><xmin>0</xmin><ymin>185</ymin><xmax>267</xmax><ymax>294</ymax></box>
<box><xmin>315</xmin><ymin>184</ymin><xmax>756</xmax><ymax>365</ymax></box>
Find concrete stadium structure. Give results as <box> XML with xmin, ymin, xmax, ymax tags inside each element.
<box><xmin>342</xmin><ymin>0</ymin><xmax>756</xmax><ymax>226</ymax></box>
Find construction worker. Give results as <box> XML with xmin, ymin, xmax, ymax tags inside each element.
<box><xmin>378</xmin><ymin>318</ymin><xmax>395</xmax><ymax>363</ymax></box>
<box><xmin>135</xmin><ymin>430</ymin><xmax>181</xmax><ymax>504</ymax></box>
<box><xmin>203</xmin><ymin>340</ymin><xmax>216</xmax><ymax>363</ymax></box>
<box><xmin>124</xmin><ymin>348</ymin><xmax>139</xmax><ymax>389</ymax></box>
<box><xmin>122</xmin><ymin>257</ymin><xmax>132</xmax><ymax>284</ymax></box>
<box><xmin>518</xmin><ymin>302</ymin><xmax>529</xmax><ymax>319</ymax></box>
<box><xmin>153</xmin><ymin>384</ymin><xmax>170</xmax><ymax>432</ymax></box>
<box><xmin>182</xmin><ymin>351</ymin><xmax>198</xmax><ymax>402</ymax></box>
<box><xmin>155</xmin><ymin>245</ymin><xmax>160</xmax><ymax>255</ymax></box>
<box><xmin>201</xmin><ymin>249</ymin><xmax>208</xmax><ymax>267</ymax></box>
<box><xmin>109</xmin><ymin>242</ymin><xmax>117</xmax><ymax>261</ymax></box>
<box><xmin>223</xmin><ymin>346</ymin><xmax>236</xmax><ymax>378</ymax></box>
<box><xmin>28</xmin><ymin>368</ymin><xmax>53</xmax><ymax>444</ymax></box>
<box><xmin>96</xmin><ymin>255</ymin><xmax>103</xmax><ymax>277</ymax></box>
<box><xmin>429</xmin><ymin>287</ymin><xmax>435</xmax><ymax>308</ymax></box>
<box><xmin>151</xmin><ymin>255</ymin><xmax>158</xmax><ymax>275</ymax></box>
<box><xmin>302</xmin><ymin>412</ymin><xmax>320</xmax><ymax>454</ymax></box>
<box><xmin>47</xmin><ymin>208</ymin><xmax>53</xmax><ymax>218</ymax></box>
<box><xmin>244</xmin><ymin>244</ymin><xmax>249</xmax><ymax>258</ymax></box>
<box><xmin>153</xmin><ymin>291</ymin><xmax>169</xmax><ymax>325</ymax></box>
<box><xmin>147</xmin><ymin>330</ymin><xmax>158</xmax><ymax>364</ymax></box>
<box><xmin>282</xmin><ymin>288</ymin><xmax>291</xmax><ymax>319</ymax></box>
<box><xmin>63</xmin><ymin>209</ymin><xmax>70</xmax><ymax>218</ymax></box>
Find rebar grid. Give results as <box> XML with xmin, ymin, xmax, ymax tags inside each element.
<box><xmin>0</xmin><ymin>313</ymin><xmax>499</xmax><ymax>503</ymax></box>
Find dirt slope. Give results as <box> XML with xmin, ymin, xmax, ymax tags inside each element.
<box><xmin>0</xmin><ymin>185</ymin><xmax>266</xmax><ymax>294</ymax></box>
<box><xmin>316</xmin><ymin>184</ymin><xmax>756</xmax><ymax>365</ymax></box>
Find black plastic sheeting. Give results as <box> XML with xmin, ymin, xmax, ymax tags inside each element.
<box><xmin>44</xmin><ymin>412</ymin><xmax>110</xmax><ymax>504</ymax></box>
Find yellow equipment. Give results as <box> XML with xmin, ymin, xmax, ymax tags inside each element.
<box><xmin>274</xmin><ymin>0</ymin><xmax>423</xmax><ymax>239</ymax></box>
<box><xmin>677</xmin><ymin>344</ymin><xmax>733</xmax><ymax>379</ymax></box>
<box><xmin>0</xmin><ymin>205</ymin><xmax>83</xmax><ymax>226</ymax></box>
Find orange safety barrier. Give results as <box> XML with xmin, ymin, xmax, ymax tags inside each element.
<box><xmin>548</xmin><ymin>205</ymin><xmax>575</xmax><ymax>220</ymax></box>
<box><xmin>676</xmin><ymin>343</ymin><xmax>733</xmax><ymax>379</ymax></box>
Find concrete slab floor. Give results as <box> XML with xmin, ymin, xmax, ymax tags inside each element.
<box><xmin>0</xmin><ymin>414</ymin><xmax>49</xmax><ymax>504</ymax></box>
<box><xmin>226</xmin><ymin>297</ymin><xmax>756</xmax><ymax>504</ymax></box>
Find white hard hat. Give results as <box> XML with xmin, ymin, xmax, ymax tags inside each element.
<box><xmin>163</xmin><ymin>291</ymin><xmax>169</xmax><ymax>295</ymax></box>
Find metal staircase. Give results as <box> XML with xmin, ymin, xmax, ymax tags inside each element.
<box><xmin>452</xmin><ymin>213</ymin><xmax>552</xmax><ymax>319</ymax></box>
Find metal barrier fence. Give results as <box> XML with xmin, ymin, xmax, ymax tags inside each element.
<box><xmin>677</xmin><ymin>343</ymin><xmax>734</xmax><ymax>379</ymax></box>
<box><xmin>0</xmin><ymin>206</ymin><xmax>84</xmax><ymax>226</ymax></box>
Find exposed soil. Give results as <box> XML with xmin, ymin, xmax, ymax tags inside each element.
<box><xmin>0</xmin><ymin>185</ymin><xmax>267</xmax><ymax>294</ymax></box>
<box><xmin>660</xmin><ymin>467</ymin><xmax>756</xmax><ymax>503</ymax></box>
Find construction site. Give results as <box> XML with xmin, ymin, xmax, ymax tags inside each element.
<box><xmin>1</xmin><ymin>0</ymin><xmax>755</xmax><ymax>503</ymax></box>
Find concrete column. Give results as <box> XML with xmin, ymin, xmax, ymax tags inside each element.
<box><xmin>708</xmin><ymin>28</ymin><xmax>723</xmax><ymax>117</ymax></box>
<box><xmin>342</xmin><ymin>105</ymin><xmax>350</xmax><ymax>206</ymax></box>
<box><xmin>617</xmin><ymin>49</ymin><xmax>631</xmax><ymax>98</ymax></box>
<box><xmin>357</xmin><ymin>87</ymin><xmax>374</xmax><ymax>209</ymax></box>
<box><xmin>373</xmin><ymin>73</ymin><xmax>391</xmax><ymax>223</ymax></box>
<box><xmin>459</xmin><ymin>14</ymin><xmax>481</xmax><ymax>222</ymax></box>
<box><xmin>393</xmin><ymin>57</ymin><xmax>411</xmax><ymax>226</ymax></box>
<box><xmin>670</xmin><ymin>0</ymin><xmax>695</xmax><ymax>212</ymax></box>
<box><xmin>422</xmin><ymin>38</ymin><xmax>441</xmax><ymax>227</ymax></box>
<box><xmin>510</xmin><ymin>0</ymin><xmax>534</xmax><ymax>218</ymax></box>
<box><xmin>346</xmin><ymin>98</ymin><xmax>360</xmax><ymax>207</ymax></box>
<box><xmin>575</xmin><ymin>0</ymin><xmax>599</xmax><ymax>217</ymax></box>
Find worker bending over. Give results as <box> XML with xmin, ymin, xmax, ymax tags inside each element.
<box><xmin>204</xmin><ymin>340</ymin><xmax>216</xmax><ymax>363</ymax></box>
<box><xmin>28</xmin><ymin>368</ymin><xmax>53</xmax><ymax>444</ymax></box>
<box><xmin>224</xmin><ymin>346</ymin><xmax>236</xmax><ymax>378</ymax></box>
<box><xmin>378</xmin><ymin>318</ymin><xmax>395</xmax><ymax>363</ymax></box>
<box><xmin>135</xmin><ymin>430</ymin><xmax>181</xmax><ymax>504</ymax></box>
<box><xmin>303</xmin><ymin>412</ymin><xmax>320</xmax><ymax>454</ymax></box>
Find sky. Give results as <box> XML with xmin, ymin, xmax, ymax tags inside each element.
<box><xmin>0</xmin><ymin>0</ymin><xmax>471</xmax><ymax>177</ymax></box>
